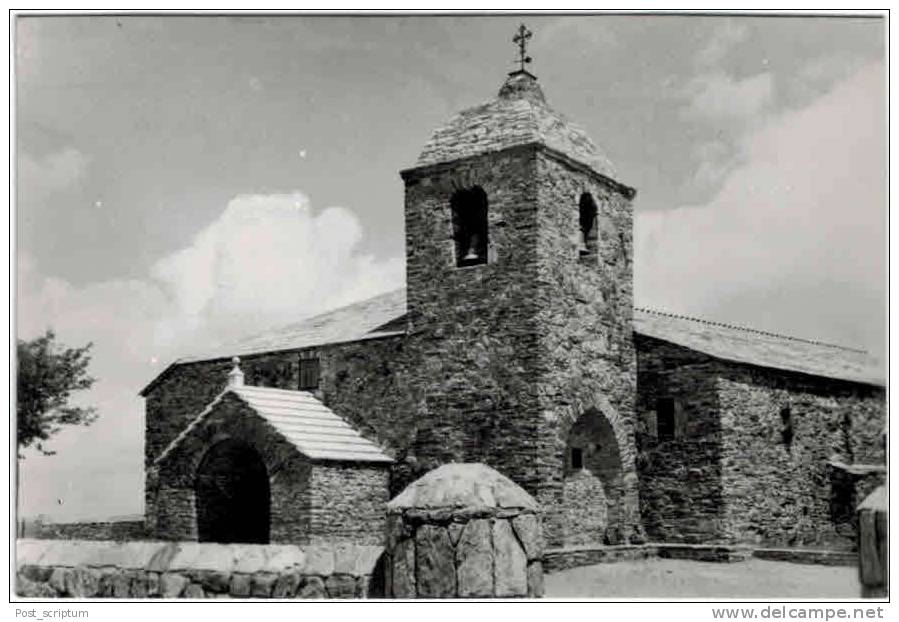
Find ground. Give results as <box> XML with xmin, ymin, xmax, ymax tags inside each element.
<box><xmin>545</xmin><ymin>559</ymin><xmax>860</xmax><ymax>599</ymax></box>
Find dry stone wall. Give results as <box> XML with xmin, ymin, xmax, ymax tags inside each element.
<box><xmin>23</xmin><ymin>521</ymin><xmax>147</xmax><ymax>542</ymax></box>
<box><xmin>16</xmin><ymin>540</ymin><xmax>383</xmax><ymax>599</ymax></box>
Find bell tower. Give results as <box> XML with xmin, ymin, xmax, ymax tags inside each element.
<box><xmin>400</xmin><ymin>26</ymin><xmax>640</xmax><ymax>545</ymax></box>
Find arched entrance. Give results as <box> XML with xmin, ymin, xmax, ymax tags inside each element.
<box><xmin>561</xmin><ymin>408</ymin><xmax>624</xmax><ymax>545</ymax></box>
<box><xmin>195</xmin><ymin>439</ymin><xmax>271</xmax><ymax>544</ymax></box>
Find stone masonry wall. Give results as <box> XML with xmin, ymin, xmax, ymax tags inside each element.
<box><xmin>532</xmin><ymin>149</ymin><xmax>639</xmax><ymax>546</ymax></box>
<box><xmin>717</xmin><ymin>363</ymin><xmax>886</xmax><ymax>550</ymax></box>
<box><xmin>16</xmin><ymin>539</ymin><xmax>383</xmax><ymax>599</ymax></box>
<box><xmin>143</xmin><ymin>338</ymin><xmax>410</xmax><ymax>537</ymax></box>
<box><xmin>145</xmin><ymin>352</ymin><xmax>297</xmax><ymax>467</ymax></box>
<box><xmin>24</xmin><ymin>521</ymin><xmax>147</xmax><ymax>542</ymax></box>
<box><xmin>635</xmin><ymin>336</ymin><xmax>726</xmax><ymax>543</ymax></box>
<box><xmin>400</xmin><ymin>146</ymin><xmax>543</xmax><ymax>484</ymax></box>
<box><xmin>152</xmin><ymin>393</ymin><xmax>315</xmax><ymax>543</ymax></box>
<box><xmin>317</xmin><ymin>337</ymin><xmax>422</xmax><ymax>496</ymax></box>
<box><xmin>309</xmin><ymin>463</ymin><xmax>389</xmax><ymax>545</ymax></box>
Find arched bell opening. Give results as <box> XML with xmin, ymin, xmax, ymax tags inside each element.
<box><xmin>451</xmin><ymin>186</ymin><xmax>489</xmax><ymax>267</ymax></box>
<box><xmin>195</xmin><ymin>438</ymin><xmax>271</xmax><ymax>544</ymax></box>
<box><xmin>561</xmin><ymin>407</ymin><xmax>625</xmax><ymax>546</ymax></box>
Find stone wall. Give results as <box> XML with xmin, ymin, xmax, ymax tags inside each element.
<box><xmin>634</xmin><ymin>335</ymin><xmax>885</xmax><ymax>549</ymax></box>
<box><xmin>400</xmin><ymin>143</ymin><xmax>638</xmax><ymax>548</ymax></box>
<box><xmin>24</xmin><ymin>520</ymin><xmax>147</xmax><ymax>542</ymax></box>
<box><xmin>532</xmin><ymin>150</ymin><xmax>639</xmax><ymax>547</ymax></box>
<box><xmin>143</xmin><ymin>335</ymin><xmax>417</xmax><ymax>529</ymax></box>
<box><xmin>401</xmin><ymin>145</ymin><xmax>543</xmax><ymax>483</ymax></box>
<box><xmin>635</xmin><ymin>336</ymin><xmax>726</xmax><ymax>543</ymax></box>
<box><xmin>16</xmin><ymin>539</ymin><xmax>383</xmax><ymax>599</ymax></box>
<box><xmin>150</xmin><ymin>393</ymin><xmax>389</xmax><ymax>544</ymax></box>
<box><xmin>309</xmin><ymin>463</ymin><xmax>389</xmax><ymax>545</ymax></box>
<box><xmin>145</xmin><ymin>352</ymin><xmax>298</xmax><ymax>467</ymax></box>
<box><xmin>317</xmin><ymin>337</ymin><xmax>422</xmax><ymax>496</ymax></box>
<box><xmin>717</xmin><ymin>363</ymin><xmax>885</xmax><ymax>550</ymax></box>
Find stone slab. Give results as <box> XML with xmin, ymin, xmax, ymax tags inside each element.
<box><xmin>416</xmin><ymin>524</ymin><xmax>456</xmax><ymax>598</ymax></box>
<box><xmin>456</xmin><ymin>519</ymin><xmax>493</xmax><ymax>597</ymax></box>
<box><xmin>493</xmin><ymin>520</ymin><xmax>527</xmax><ymax>597</ymax></box>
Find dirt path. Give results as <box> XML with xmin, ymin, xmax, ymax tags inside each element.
<box><xmin>545</xmin><ymin>558</ymin><xmax>861</xmax><ymax>600</ymax></box>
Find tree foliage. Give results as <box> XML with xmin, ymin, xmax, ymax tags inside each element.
<box><xmin>16</xmin><ymin>330</ymin><xmax>97</xmax><ymax>455</ymax></box>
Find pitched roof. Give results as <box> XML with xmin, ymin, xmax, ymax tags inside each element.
<box><xmin>155</xmin><ymin>384</ymin><xmax>393</xmax><ymax>465</ymax></box>
<box><xmin>416</xmin><ymin>71</ymin><xmax>619</xmax><ymax>180</ymax></box>
<box><xmin>185</xmin><ymin>289</ymin><xmax>407</xmax><ymax>364</ymax></box>
<box><xmin>633</xmin><ymin>308</ymin><xmax>884</xmax><ymax>387</ymax></box>
<box><xmin>143</xmin><ymin>287</ymin><xmax>883</xmax><ymax>395</ymax></box>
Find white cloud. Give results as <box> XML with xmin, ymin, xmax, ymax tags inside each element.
<box><xmin>696</xmin><ymin>20</ymin><xmax>749</xmax><ymax>68</ymax></box>
<box><xmin>18</xmin><ymin>147</ymin><xmax>88</xmax><ymax>199</ymax></box>
<box><xmin>17</xmin><ymin>192</ymin><xmax>404</xmax><ymax>520</ymax></box>
<box><xmin>636</xmin><ymin>61</ymin><xmax>886</xmax><ymax>358</ymax></box>
<box><xmin>683</xmin><ymin>71</ymin><xmax>774</xmax><ymax>119</ymax></box>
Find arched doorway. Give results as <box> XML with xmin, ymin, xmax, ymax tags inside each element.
<box><xmin>561</xmin><ymin>408</ymin><xmax>624</xmax><ymax>545</ymax></box>
<box><xmin>195</xmin><ymin>439</ymin><xmax>271</xmax><ymax>544</ymax></box>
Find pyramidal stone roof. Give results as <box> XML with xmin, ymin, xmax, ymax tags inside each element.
<box><xmin>415</xmin><ymin>71</ymin><xmax>619</xmax><ymax>179</ymax></box>
<box><xmin>155</xmin><ymin>383</ymin><xmax>393</xmax><ymax>465</ymax></box>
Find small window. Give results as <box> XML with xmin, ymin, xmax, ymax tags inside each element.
<box><xmin>570</xmin><ymin>447</ymin><xmax>583</xmax><ymax>470</ymax></box>
<box><xmin>780</xmin><ymin>407</ymin><xmax>793</xmax><ymax>450</ymax></box>
<box><xmin>578</xmin><ymin>193</ymin><xmax>598</xmax><ymax>257</ymax></box>
<box><xmin>298</xmin><ymin>358</ymin><xmax>320</xmax><ymax>391</ymax></box>
<box><xmin>451</xmin><ymin>186</ymin><xmax>489</xmax><ymax>267</ymax></box>
<box><xmin>657</xmin><ymin>398</ymin><xmax>676</xmax><ymax>441</ymax></box>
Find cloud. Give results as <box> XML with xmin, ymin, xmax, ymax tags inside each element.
<box><xmin>636</xmin><ymin>61</ymin><xmax>886</xmax><ymax>358</ymax></box>
<box><xmin>18</xmin><ymin>147</ymin><xmax>88</xmax><ymax>200</ymax></box>
<box><xmin>696</xmin><ymin>19</ymin><xmax>749</xmax><ymax>68</ymax></box>
<box><xmin>683</xmin><ymin>71</ymin><xmax>774</xmax><ymax>119</ymax></box>
<box><xmin>17</xmin><ymin>192</ymin><xmax>404</xmax><ymax>520</ymax></box>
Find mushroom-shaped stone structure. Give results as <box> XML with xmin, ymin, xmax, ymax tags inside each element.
<box><xmin>385</xmin><ymin>463</ymin><xmax>543</xmax><ymax>599</ymax></box>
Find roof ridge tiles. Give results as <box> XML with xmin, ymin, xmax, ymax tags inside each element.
<box><xmin>633</xmin><ymin>306</ymin><xmax>867</xmax><ymax>354</ymax></box>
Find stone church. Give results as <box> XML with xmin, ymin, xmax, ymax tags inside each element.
<box><xmin>140</xmin><ymin>59</ymin><xmax>886</xmax><ymax>553</ymax></box>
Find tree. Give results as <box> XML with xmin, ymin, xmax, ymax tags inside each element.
<box><xmin>16</xmin><ymin>330</ymin><xmax>97</xmax><ymax>455</ymax></box>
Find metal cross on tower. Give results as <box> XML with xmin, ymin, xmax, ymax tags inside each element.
<box><xmin>512</xmin><ymin>23</ymin><xmax>533</xmax><ymax>73</ymax></box>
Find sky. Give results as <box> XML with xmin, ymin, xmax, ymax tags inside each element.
<box><xmin>15</xmin><ymin>14</ymin><xmax>886</xmax><ymax>521</ymax></box>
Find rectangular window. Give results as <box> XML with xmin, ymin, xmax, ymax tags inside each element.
<box><xmin>298</xmin><ymin>358</ymin><xmax>320</xmax><ymax>391</ymax></box>
<box><xmin>570</xmin><ymin>447</ymin><xmax>583</xmax><ymax>470</ymax></box>
<box><xmin>780</xmin><ymin>407</ymin><xmax>794</xmax><ymax>450</ymax></box>
<box><xmin>657</xmin><ymin>398</ymin><xmax>676</xmax><ymax>441</ymax></box>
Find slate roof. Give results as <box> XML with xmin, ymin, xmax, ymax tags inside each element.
<box><xmin>155</xmin><ymin>384</ymin><xmax>393</xmax><ymax>465</ymax></box>
<box><xmin>415</xmin><ymin>71</ymin><xmax>619</xmax><ymax>180</ymax></box>
<box><xmin>633</xmin><ymin>308</ymin><xmax>884</xmax><ymax>387</ymax></box>
<box><xmin>143</xmin><ymin>287</ymin><xmax>883</xmax><ymax>395</ymax></box>
<box><xmin>180</xmin><ymin>288</ymin><xmax>408</xmax><ymax>364</ymax></box>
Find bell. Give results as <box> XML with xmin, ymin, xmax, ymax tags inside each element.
<box><xmin>578</xmin><ymin>238</ymin><xmax>591</xmax><ymax>256</ymax></box>
<box><xmin>462</xmin><ymin>234</ymin><xmax>480</xmax><ymax>262</ymax></box>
